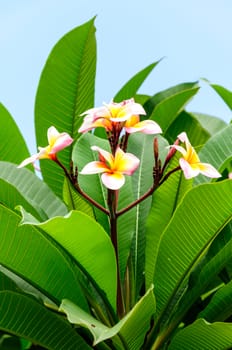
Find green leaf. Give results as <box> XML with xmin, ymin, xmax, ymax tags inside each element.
<box><xmin>198</xmin><ymin>280</ymin><xmax>232</xmax><ymax>322</ymax></box>
<box><xmin>60</xmin><ymin>285</ymin><xmax>156</xmax><ymax>349</ymax></box>
<box><xmin>193</xmin><ymin>112</ymin><xmax>227</xmax><ymax>136</ymax></box>
<box><xmin>169</xmin><ymin>319</ymin><xmax>232</xmax><ymax>350</ymax></box>
<box><xmin>0</xmin><ymin>204</ymin><xmax>87</xmax><ymax>309</ymax></box>
<box><xmin>153</xmin><ymin>180</ymin><xmax>232</xmax><ymax>320</ymax></box>
<box><xmin>127</xmin><ymin>134</ymin><xmax>168</xmax><ymax>295</ymax></box>
<box><xmin>145</xmin><ymin>155</ymin><xmax>192</xmax><ymax>289</ymax></box>
<box><xmin>35</xmin><ymin>17</ymin><xmax>96</xmax><ymax>198</ymax></box>
<box><xmin>0</xmin><ymin>291</ymin><xmax>91</xmax><ymax>350</ymax></box>
<box><xmin>63</xmin><ymin>177</ymin><xmax>94</xmax><ymax>217</ymax></box>
<box><xmin>0</xmin><ymin>104</ymin><xmax>31</xmax><ymax>167</ymax></box>
<box><xmin>195</xmin><ymin>124</ymin><xmax>232</xmax><ymax>184</ymax></box>
<box><xmin>0</xmin><ymin>161</ymin><xmax>67</xmax><ymax>220</ymax></box>
<box><xmin>144</xmin><ymin>82</ymin><xmax>199</xmax><ymax>133</ymax></box>
<box><xmin>72</xmin><ymin>133</ymin><xmax>136</xmax><ymax>280</ymax></box>
<box><xmin>114</xmin><ymin>60</ymin><xmax>161</xmax><ymax>102</ymax></box>
<box><xmin>210</xmin><ymin>84</ymin><xmax>232</xmax><ymax>110</ymax></box>
<box><xmin>165</xmin><ymin>111</ymin><xmax>210</xmax><ymax>147</ymax></box>
<box><xmin>30</xmin><ymin>211</ymin><xmax>117</xmax><ymax>310</ymax></box>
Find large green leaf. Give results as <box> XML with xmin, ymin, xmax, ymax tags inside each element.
<box><xmin>153</xmin><ymin>180</ymin><xmax>232</xmax><ymax>321</ymax></box>
<box><xmin>72</xmin><ymin>133</ymin><xmax>136</xmax><ymax>280</ymax></box>
<box><xmin>60</xmin><ymin>285</ymin><xmax>155</xmax><ymax>349</ymax></box>
<box><xmin>165</xmin><ymin>111</ymin><xmax>210</xmax><ymax>147</ymax></box>
<box><xmin>0</xmin><ymin>290</ymin><xmax>90</xmax><ymax>350</ymax></box>
<box><xmin>165</xmin><ymin>223</ymin><xmax>232</xmax><ymax>331</ymax></box>
<box><xmin>127</xmin><ymin>134</ymin><xmax>168</xmax><ymax>295</ymax></box>
<box><xmin>30</xmin><ymin>211</ymin><xmax>117</xmax><ymax>310</ymax></box>
<box><xmin>169</xmin><ymin>319</ymin><xmax>232</xmax><ymax>350</ymax></box>
<box><xmin>210</xmin><ymin>83</ymin><xmax>232</xmax><ymax>110</ymax></box>
<box><xmin>114</xmin><ymin>60</ymin><xmax>161</xmax><ymax>102</ymax></box>
<box><xmin>35</xmin><ymin>17</ymin><xmax>96</xmax><ymax>198</ymax></box>
<box><xmin>0</xmin><ymin>204</ymin><xmax>87</xmax><ymax>309</ymax></box>
<box><xmin>144</xmin><ymin>82</ymin><xmax>199</xmax><ymax>132</ymax></box>
<box><xmin>195</xmin><ymin>124</ymin><xmax>232</xmax><ymax>184</ymax></box>
<box><xmin>198</xmin><ymin>280</ymin><xmax>232</xmax><ymax>322</ymax></box>
<box><xmin>63</xmin><ymin>177</ymin><xmax>94</xmax><ymax>218</ymax></box>
<box><xmin>0</xmin><ymin>104</ymin><xmax>31</xmax><ymax>166</ymax></box>
<box><xmin>193</xmin><ymin>112</ymin><xmax>227</xmax><ymax>136</ymax></box>
<box><xmin>145</xmin><ymin>155</ymin><xmax>192</xmax><ymax>289</ymax></box>
<box><xmin>0</xmin><ymin>161</ymin><xmax>67</xmax><ymax>220</ymax></box>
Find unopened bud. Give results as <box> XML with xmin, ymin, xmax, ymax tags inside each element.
<box><xmin>154</xmin><ymin>138</ymin><xmax>159</xmax><ymax>162</ymax></box>
<box><xmin>165</xmin><ymin>139</ymin><xmax>179</xmax><ymax>163</ymax></box>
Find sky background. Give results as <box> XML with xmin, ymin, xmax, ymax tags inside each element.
<box><xmin>0</xmin><ymin>0</ymin><xmax>231</xmax><ymax>152</ymax></box>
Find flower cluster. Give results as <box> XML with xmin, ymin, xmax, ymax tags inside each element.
<box><xmin>18</xmin><ymin>98</ymin><xmax>221</xmax><ymax>190</ymax></box>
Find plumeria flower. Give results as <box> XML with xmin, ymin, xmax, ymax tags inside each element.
<box><xmin>80</xmin><ymin>146</ymin><xmax>140</xmax><ymax>190</ymax></box>
<box><xmin>78</xmin><ymin>98</ymin><xmax>146</xmax><ymax>133</ymax></box>
<box><xmin>18</xmin><ymin>126</ymin><xmax>73</xmax><ymax>168</ymax></box>
<box><xmin>171</xmin><ymin>132</ymin><xmax>221</xmax><ymax>179</ymax></box>
<box><xmin>124</xmin><ymin>115</ymin><xmax>162</xmax><ymax>134</ymax></box>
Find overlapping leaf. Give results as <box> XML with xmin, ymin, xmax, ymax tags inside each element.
<box><xmin>0</xmin><ymin>103</ymin><xmax>31</xmax><ymax>167</ymax></box>
<box><xmin>35</xmin><ymin>17</ymin><xmax>97</xmax><ymax>197</ymax></box>
<box><xmin>153</xmin><ymin>180</ymin><xmax>232</xmax><ymax>320</ymax></box>
<box><xmin>0</xmin><ymin>204</ymin><xmax>87</xmax><ymax>309</ymax></box>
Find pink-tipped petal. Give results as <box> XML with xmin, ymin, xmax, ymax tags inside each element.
<box><xmin>80</xmin><ymin>161</ymin><xmax>109</xmax><ymax>175</ymax></box>
<box><xmin>91</xmin><ymin>146</ymin><xmax>114</xmax><ymax>166</ymax></box>
<box><xmin>114</xmin><ymin>149</ymin><xmax>140</xmax><ymax>175</ymax></box>
<box><xmin>101</xmin><ymin>172</ymin><xmax>125</xmax><ymax>190</ymax></box>
<box><xmin>198</xmin><ymin>163</ymin><xmax>221</xmax><ymax>178</ymax></box>
<box><xmin>177</xmin><ymin>132</ymin><xmax>189</xmax><ymax>144</ymax></box>
<box><xmin>47</xmin><ymin>126</ymin><xmax>61</xmax><ymax>146</ymax></box>
<box><xmin>179</xmin><ymin>158</ymin><xmax>200</xmax><ymax>179</ymax></box>
<box><xmin>51</xmin><ymin>133</ymin><xmax>73</xmax><ymax>153</ymax></box>
<box><xmin>125</xmin><ymin>120</ymin><xmax>162</xmax><ymax>134</ymax></box>
<box><xmin>17</xmin><ymin>153</ymin><xmax>40</xmax><ymax>168</ymax></box>
<box><xmin>170</xmin><ymin>145</ymin><xmax>187</xmax><ymax>157</ymax></box>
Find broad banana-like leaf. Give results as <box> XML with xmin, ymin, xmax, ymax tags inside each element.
<box><xmin>165</xmin><ymin>111</ymin><xmax>210</xmax><ymax>147</ymax></box>
<box><xmin>126</xmin><ymin>133</ymin><xmax>169</xmax><ymax>296</ymax></box>
<box><xmin>25</xmin><ymin>211</ymin><xmax>117</xmax><ymax>310</ymax></box>
<box><xmin>195</xmin><ymin>124</ymin><xmax>232</xmax><ymax>184</ymax></box>
<box><xmin>60</xmin><ymin>285</ymin><xmax>155</xmax><ymax>349</ymax></box>
<box><xmin>169</xmin><ymin>319</ymin><xmax>232</xmax><ymax>350</ymax></box>
<box><xmin>0</xmin><ymin>161</ymin><xmax>67</xmax><ymax>220</ymax></box>
<box><xmin>144</xmin><ymin>82</ymin><xmax>199</xmax><ymax>133</ymax></box>
<box><xmin>0</xmin><ymin>103</ymin><xmax>31</xmax><ymax>167</ymax></box>
<box><xmin>145</xmin><ymin>155</ymin><xmax>192</xmax><ymax>289</ymax></box>
<box><xmin>198</xmin><ymin>280</ymin><xmax>232</xmax><ymax>322</ymax></box>
<box><xmin>72</xmin><ymin>133</ymin><xmax>137</xmax><ymax>281</ymax></box>
<box><xmin>153</xmin><ymin>180</ymin><xmax>232</xmax><ymax>321</ymax></box>
<box><xmin>193</xmin><ymin>112</ymin><xmax>227</xmax><ymax>136</ymax></box>
<box><xmin>0</xmin><ymin>204</ymin><xmax>87</xmax><ymax>309</ymax></box>
<box><xmin>114</xmin><ymin>60</ymin><xmax>161</xmax><ymax>102</ymax></box>
<box><xmin>210</xmin><ymin>83</ymin><xmax>232</xmax><ymax>110</ymax></box>
<box><xmin>35</xmin><ymin>17</ymin><xmax>96</xmax><ymax>198</ymax></box>
<box><xmin>63</xmin><ymin>177</ymin><xmax>94</xmax><ymax>217</ymax></box>
<box><xmin>0</xmin><ymin>290</ymin><xmax>91</xmax><ymax>350</ymax></box>
<box><xmin>167</xmin><ymin>223</ymin><xmax>232</xmax><ymax>328</ymax></box>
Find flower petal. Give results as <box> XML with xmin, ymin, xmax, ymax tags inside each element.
<box><xmin>50</xmin><ymin>133</ymin><xmax>73</xmax><ymax>153</ymax></box>
<box><xmin>198</xmin><ymin>163</ymin><xmax>221</xmax><ymax>178</ymax></box>
<box><xmin>80</xmin><ymin>161</ymin><xmax>110</xmax><ymax>175</ymax></box>
<box><xmin>125</xmin><ymin>120</ymin><xmax>162</xmax><ymax>134</ymax></box>
<box><xmin>101</xmin><ymin>172</ymin><xmax>125</xmax><ymax>190</ymax></box>
<box><xmin>114</xmin><ymin>148</ymin><xmax>140</xmax><ymax>175</ymax></box>
<box><xmin>179</xmin><ymin>158</ymin><xmax>200</xmax><ymax>179</ymax></box>
<box><xmin>91</xmin><ymin>146</ymin><xmax>114</xmax><ymax>167</ymax></box>
<box><xmin>17</xmin><ymin>153</ymin><xmax>40</xmax><ymax>168</ymax></box>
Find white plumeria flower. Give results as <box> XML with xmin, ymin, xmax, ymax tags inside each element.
<box><xmin>171</xmin><ymin>132</ymin><xmax>221</xmax><ymax>179</ymax></box>
<box><xmin>18</xmin><ymin>126</ymin><xmax>73</xmax><ymax>168</ymax></box>
<box><xmin>80</xmin><ymin>146</ymin><xmax>140</xmax><ymax>190</ymax></box>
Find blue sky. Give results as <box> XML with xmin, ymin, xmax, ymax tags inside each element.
<box><xmin>0</xmin><ymin>0</ymin><xmax>231</xmax><ymax>152</ymax></box>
